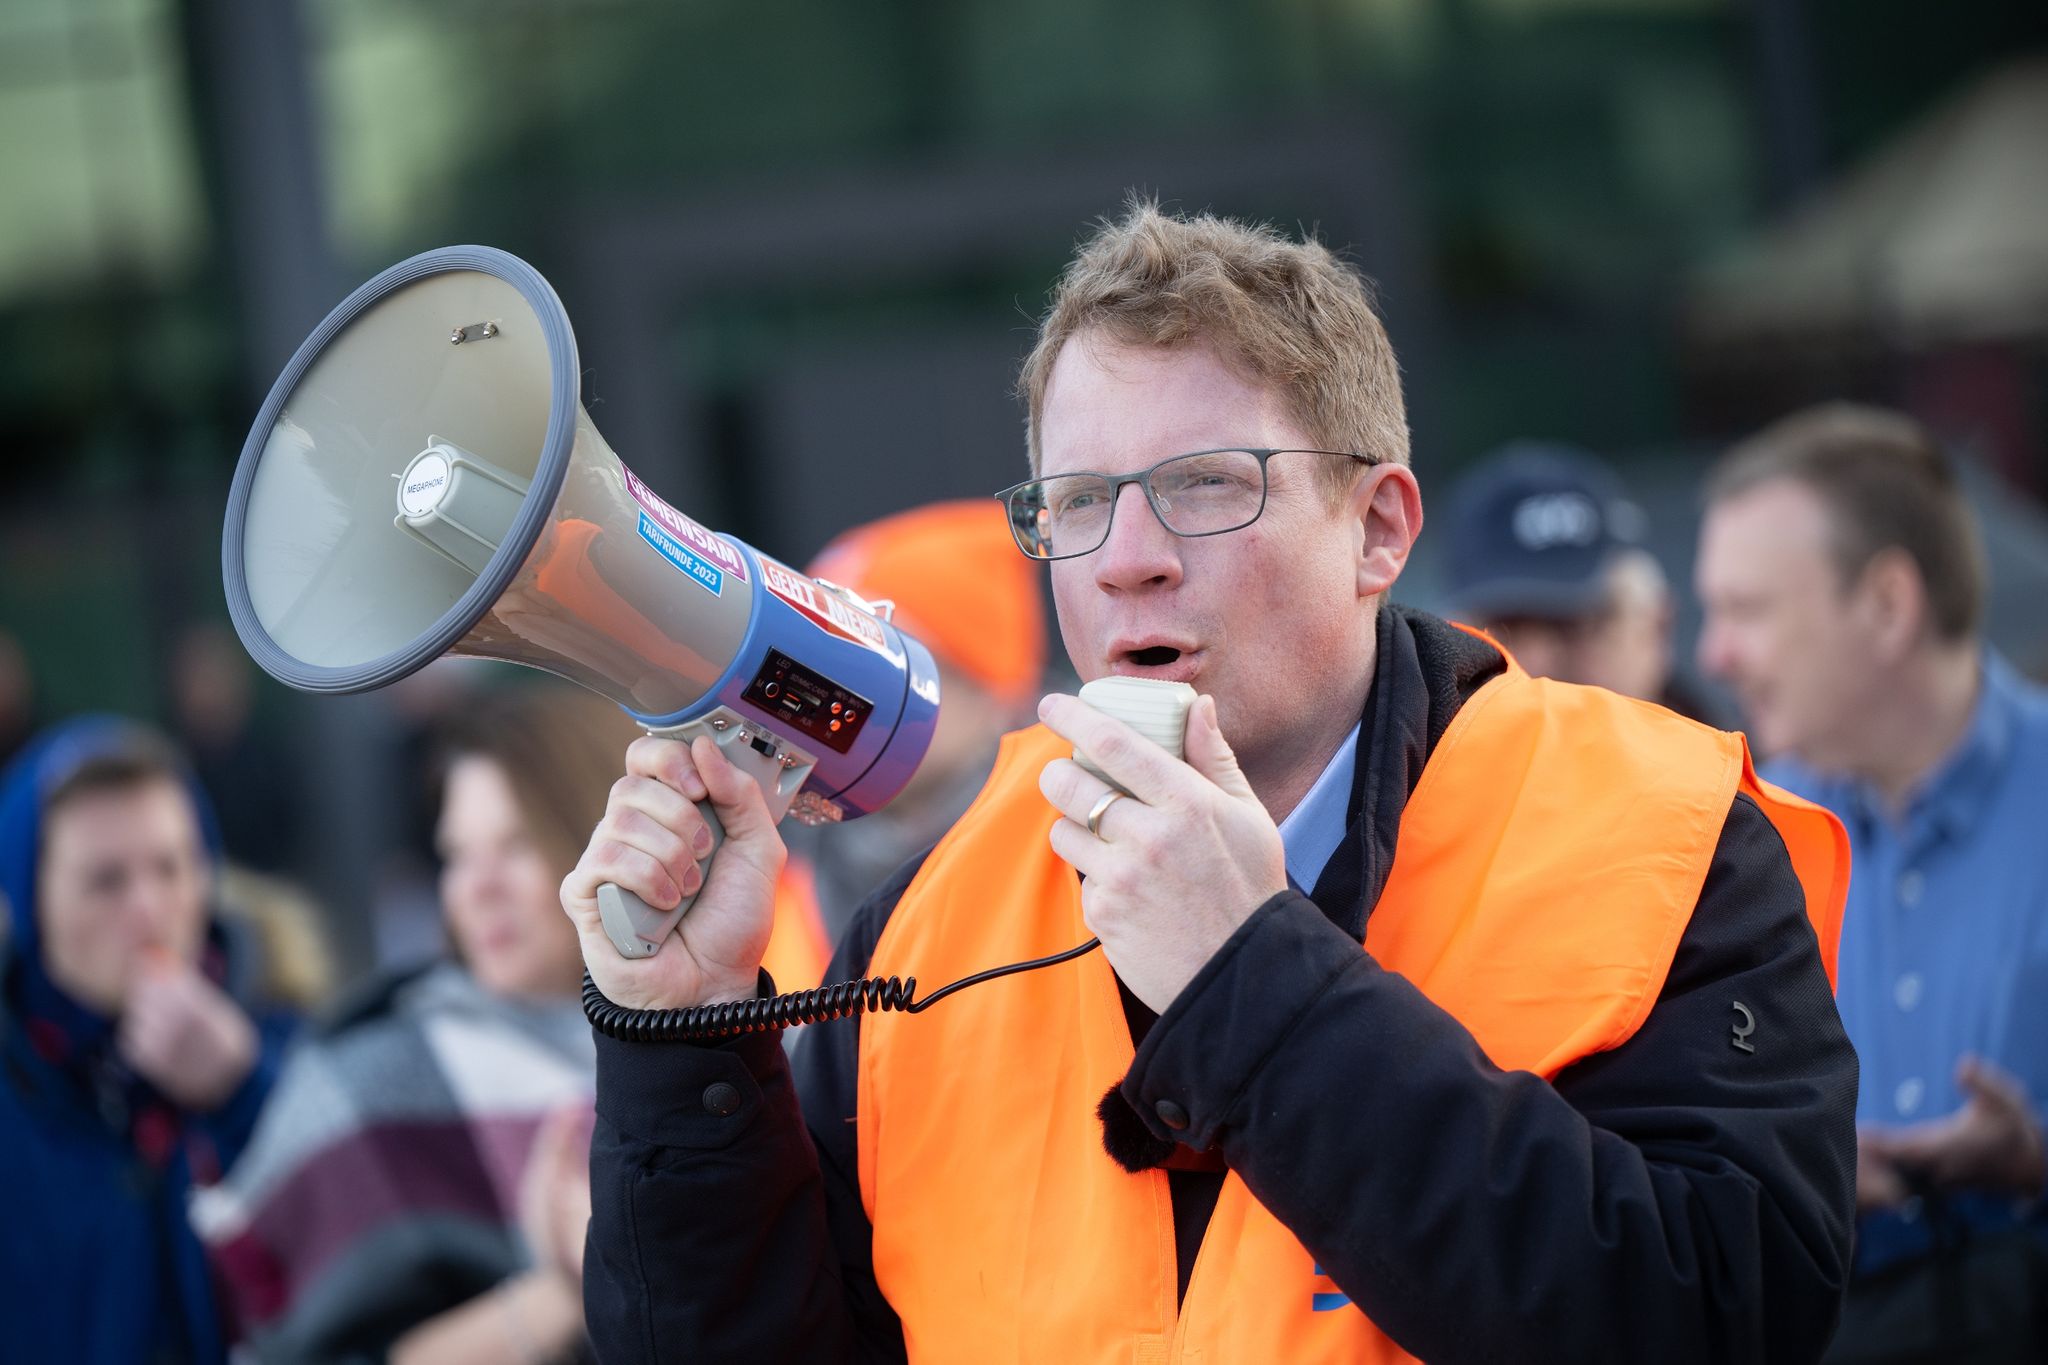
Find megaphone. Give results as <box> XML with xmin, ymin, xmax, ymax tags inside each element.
<box><xmin>222</xmin><ymin>246</ymin><xmax>939</xmax><ymax>960</ymax></box>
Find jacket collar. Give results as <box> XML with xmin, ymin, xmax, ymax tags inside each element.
<box><xmin>1307</xmin><ymin>606</ymin><xmax>1505</xmax><ymax>940</ymax></box>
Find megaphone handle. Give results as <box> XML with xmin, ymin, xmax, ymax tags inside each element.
<box><xmin>596</xmin><ymin>798</ymin><xmax>726</xmax><ymax>959</ymax></box>
<box><xmin>593</xmin><ymin>708</ymin><xmax>817</xmax><ymax>959</ymax></box>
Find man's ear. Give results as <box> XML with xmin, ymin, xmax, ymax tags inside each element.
<box><xmin>1355</xmin><ymin>464</ymin><xmax>1423</xmax><ymax>599</ymax></box>
<box><xmin>1855</xmin><ymin>547</ymin><xmax>1930</xmax><ymax>662</ymax></box>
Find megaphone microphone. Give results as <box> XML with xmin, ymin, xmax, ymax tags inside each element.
<box><xmin>222</xmin><ymin>246</ymin><xmax>939</xmax><ymax>961</ymax></box>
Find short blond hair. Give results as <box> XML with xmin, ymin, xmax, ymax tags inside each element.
<box><xmin>1018</xmin><ymin>199</ymin><xmax>1410</xmax><ymax>501</ymax></box>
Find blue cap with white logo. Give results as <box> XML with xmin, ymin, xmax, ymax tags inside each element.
<box><xmin>1442</xmin><ymin>442</ymin><xmax>1645</xmax><ymax>620</ymax></box>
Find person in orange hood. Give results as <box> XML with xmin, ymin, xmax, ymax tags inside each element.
<box><xmin>563</xmin><ymin>202</ymin><xmax>1858</xmax><ymax>1364</ymax></box>
<box><xmin>757</xmin><ymin>501</ymin><xmax>1048</xmax><ymax>992</ymax></box>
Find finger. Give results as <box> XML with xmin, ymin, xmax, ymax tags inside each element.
<box><xmin>1875</xmin><ymin>1118</ymin><xmax>1960</xmax><ymax>1170</ymax></box>
<box><xmin>562</xmin><ymin>1181</ymin><xmax>592</xmax><ymax>1234</ymax></box>
<box><xmin>122</xmin><ymin>974</ymin><xmax>167</xmax><ymax>1017</ymax></box>
<box><xmin>607</xmin><ymin>803</ymin><xmax>705</xmax><ymax>887</ymax></box>
<box><xmin>582</xmin><ymin>835</ymin><xmax>688</xmax><ymax>911</ymax></box>
<box><xmin>608</xmin><ymin>774</ymin><xmax>713</xmax><ymax>856</ymax></box>
<box><xmin>566</xmin><ymin>781</ymin><xmax>717</xmax><ymax>908</ymax></box>
<box><xmin>1957</xmin><ymin>1056</ymin><xmax>2027</xmax><ymax>1109</ymax></box>
<box><xmin>544</xmin><ymin>1101</ymin><xmax>587</xmax><ymax>1150</ymax></box>
<box><xmin>1182</xmin><ymin>695</ymin><xmax>1257</xmax><ymax>801</ymax></box>
<box><xmin>152</xmin><ymin>965</ymin><xmax>219</xmax><ymax>1012</ymax></box>
<box><xmin>1862</xmin><ymin>1119</ymin><xmax>1922</xmax><ymax>1154</ymax></box>
<box><xmin>128</xmin><ymin>955</ymin><xmax>189</xmax><ymax>1001</ymax></box>
<box><xmin>121</xmin><ymin>983</ymin><xmax>178</xmax><ymax>1034</ymax></box>
<box><xmin>692</xmin><ymin>736</ymin><xmax>776</xmax><ymax>843</ymax></box>
<box><xmin>1858</xmin><ymin>1161</ymin><xmax>1910</xmax><ymax>1211</ymax></box>
<box><xmin>1856</xmin><ymin>1122</ymin><xmax>1915</xmax><ymax>1162</ymax></box>
<box><xmin>1038</xmin><ymin>693</ymin><xmax>1186</xmax><ymax>806</ymax></box>
<box><xmin>530</xmin><ymin>1105</ymin><xmax>574</xmax><ymax>1175</ymax></box>
<box><xmin>117</xmin><ymin>1020</ymin><xmax>168</xmax><ymax>1073</ymax></box>
<box><xmin>625</xmin><ymin>735</ymin><xmax>709</xmax><ymax>803</ymax></box>
<box><xmin>1046</xmin><ymin>815</ymin><xmax>1115</xmax><ymax>881</ymax></box>
<box><xmin>1037</xmin><ymin>757</ymin><xmax>1127</xmax><ymax>830</ymax></box>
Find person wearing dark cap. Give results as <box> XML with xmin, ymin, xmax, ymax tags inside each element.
<box><xmin>0</xmin><ymin>717</ymin><xmax>293</xmax><ymax>1365</ymax></box>
<box><xmin>1443</xmin><ymin>442</ymin><xmax>1712</xmax><ymax>721</ymax></box>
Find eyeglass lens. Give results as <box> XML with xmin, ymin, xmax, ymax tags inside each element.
<box><xmin>1008</xmin><ymin>449</ymin><xmax>1267</xmax><ymax>559</ymax></box>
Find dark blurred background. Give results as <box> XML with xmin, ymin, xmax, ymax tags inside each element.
<box><xmin>3</xmin><ymin>0</ymin><xmax>2045</xmax><ymax>970</ymax></box>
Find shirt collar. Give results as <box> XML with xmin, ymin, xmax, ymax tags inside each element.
<box><xmin>1276</xmin><ymin>722</ymin><xmax>1362</xmax><ymax>894</ymax></box>
<box><xmin>1825</xmin><ymin>651</ymin><xmax>2019</xmax><ymax>842</ymax></box>
<box><xmin>1908</xmin><ymin>652</ymin><xmax>2020</xmax><ymax>840</ymax></box>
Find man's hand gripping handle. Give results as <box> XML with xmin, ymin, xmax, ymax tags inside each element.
<box><xmin>597</xmin><ymin>710</ymin><xmax>812</xmax><ymax>958</ymax></box>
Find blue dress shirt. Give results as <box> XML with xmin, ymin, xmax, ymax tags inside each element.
<box><xmin>1765</xmin><ymin>652</ymin><xmax>2048</xmax><ymax>1266</ymax></box>
<box><xmin>1276</xmin><ymin>722</ymin><xmax>1361</xmax><ymax>895</ymax></box>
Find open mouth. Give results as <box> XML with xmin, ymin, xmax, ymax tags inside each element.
<box><xmin>1127</xmin><ymin>645</ymin><xmax>1182</xmax><ymax>668</ymax></box>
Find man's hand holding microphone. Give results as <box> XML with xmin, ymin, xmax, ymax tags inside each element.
<box><xmin>1037</xmin><ymin>689</ymin><xmax>1286</xmax><ymax>1015</ymax></box>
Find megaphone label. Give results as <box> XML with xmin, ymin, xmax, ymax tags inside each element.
<box><xmin>622</xmin><ymin>467</ymin><xmax>749</xmax><ymax>584</ymax></box>
<box><xmin>759</xmin><ymin>558</ymin><xmax>891</xmax><ymax>655</ymax></box>
<box><xmin>398</xmin><ymin>452</ymin><xmax>453</xmax><ymax>516</ymax></box>
<box><xmin>635</xmin><ymin>512</ymin><xmax>726</xmax><ymax>597</ymax></box>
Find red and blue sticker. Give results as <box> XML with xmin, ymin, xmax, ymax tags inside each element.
<box><xmin>623</xmin><ymin>466</ymin><xmax>750</xmax><ymax>598</ymax></box>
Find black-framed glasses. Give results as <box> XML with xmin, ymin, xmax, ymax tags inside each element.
<box><xmin>993</xmin><ymin>447</ymin><xmax>1382</xmax><ymax>561</ymax></box>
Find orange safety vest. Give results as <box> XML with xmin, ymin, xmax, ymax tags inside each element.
<box><xmin>763</xmin><ymin>855</ymin><xmax>834</xmax><ymax>994</ymax></box>
<box><xmin>856</xmin><ymin>667</ymin><xmax>1846</xmax><ymax>1363</ymax></box>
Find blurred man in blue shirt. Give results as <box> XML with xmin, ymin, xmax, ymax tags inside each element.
<box><xmin>1696</xmin><ymin>403</ymin><xmax>2047</xmax><ymax>1360</ymax></box>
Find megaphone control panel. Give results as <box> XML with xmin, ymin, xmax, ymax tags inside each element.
<box><xmin>742</xmin><ymin>648</ymin><xmax>872</xmax><ymax>753</ymax></box>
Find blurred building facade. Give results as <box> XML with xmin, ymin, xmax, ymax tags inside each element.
<box><xmin>1</xmin><ymin>0</ymin><xmax>2043</xmax><ymax>964</ymax></box>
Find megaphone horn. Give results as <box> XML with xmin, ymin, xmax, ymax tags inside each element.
<box><xmin>223</xmin><ymin>246</ymin><xmax>940</xmax><ymax>959</ymax></box>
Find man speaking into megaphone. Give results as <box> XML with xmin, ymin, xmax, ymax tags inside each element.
<box><xmin>565</xmin><ymin>201</ymin><xmax>1860</xmax><ymax>1365</ymax></box>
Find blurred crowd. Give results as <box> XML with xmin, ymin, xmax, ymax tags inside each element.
<box><xmin>2</xmin><ymin>397</ymin><xmax>2044</xmax><ymax>1362</ymax></box>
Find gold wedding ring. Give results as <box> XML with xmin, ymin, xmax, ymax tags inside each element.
<box><xmin>1086</xmin><ymin>788</ymin><xmax>1127</xmax><ymax>839</ymax></box>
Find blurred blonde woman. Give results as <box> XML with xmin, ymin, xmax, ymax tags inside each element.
<box><xmin>198</xmin><ymin>684</ymin><xmax>635</xmax><ymax>1364</ymax></box>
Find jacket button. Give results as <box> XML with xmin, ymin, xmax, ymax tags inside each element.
<box><xmin>1154</xmin><ymin>1099</ymin><xmax>1190</xmax><ymax>1130</ymax></box>
<box><xmin>702</xmin><ymin>1082</ymin><xmax>742</xmax><ymax>1117</ymax></box>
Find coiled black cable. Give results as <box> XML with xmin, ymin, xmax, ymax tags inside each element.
<box><xmin>582</xmin><ymin>937</ymin><xmax>1103</xmax><ymax>1042</ymax></box>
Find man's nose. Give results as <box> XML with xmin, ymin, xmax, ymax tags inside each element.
<box><xmin>458</xmin><ymin>856</ymin><xmax>522</xmax><ymax>908</ymax></box>
<box><xmin>448</xmin><ymin>861</ymin><xmax>496</xmax><ymax>908</ymax></box>
<box><xmin>126</xmin><ymin>878</ymin><xmax>181</xmax><ymax>943</ymax></box>
<box><xmin>1091</xmin><ymin>483</ymin><xmax>1182</xmax><ymax>591</ymax></box>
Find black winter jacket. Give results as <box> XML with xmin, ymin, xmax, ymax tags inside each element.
<box><xmin>584</xmin><ymin>607</ymin><xmax>1858</xmax><ymax>1364</ymax></box>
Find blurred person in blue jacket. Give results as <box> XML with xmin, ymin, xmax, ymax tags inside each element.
<box><xmin>0</xmin><ymin>717</ymin><xmax>293</xmax><ymax>1365</ymax></box>
<box><xmin>1697</xmin><ymin>403</ymin><xmax>2048</xmax><ymax>1362</ymax></box>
